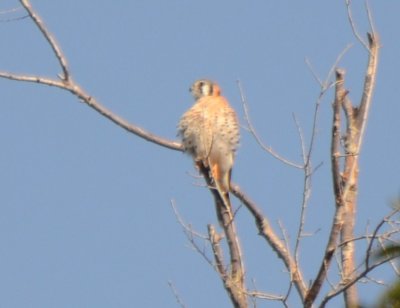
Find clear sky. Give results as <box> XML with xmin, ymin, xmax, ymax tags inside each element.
<box><xmin>0</xmin><ymin>1</ymin><xmax>399</xmax><ymax>307</ymax></box>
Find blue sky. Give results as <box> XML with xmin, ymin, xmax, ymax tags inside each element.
<box><xmin>0</xmin><ymin>1</ymin><xmax>399</xmax><ymax>307</ymax></box>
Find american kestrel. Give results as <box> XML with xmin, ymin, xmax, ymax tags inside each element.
<box><xmin>178</xmin><ymin>79</ymin><xmax>240</xmax><ymax>214</ymax></box>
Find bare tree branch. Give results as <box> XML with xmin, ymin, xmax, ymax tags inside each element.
<box><xmin>353</xmin><ymin>32</ymin><xmax>379</xmax><ymax>151</ymax></box>
<box><xmin>378</xmin><ymin>238</ymin><xmax>400</xmax><ymax>277</ymax></box>
<box><xmin>365</xmin><ymin>0</ymin><xmax>377</xmax><ymax>37</ymax></box>
<box><xmin>231</xmin><ymin>183</ymin><xmax>308</xmax><ymax>300</ymax></box>
<box><xmin>20</xmin><ymin>0</ymin><xmax>70</xmax><ymax>81</ymax></box>
<box><xmin>292</xmin><ymin>113</ymin><xmax>310</xmax><ymax>265</ymax></box>
<box><xmin>0</xmin><ymin>6</ymin><xmax>23</xmax><ymax>15</ymax></box>
<box><xmin>320</xmin><ymin>209</ymin><xmax>399</xmax><ymax>308</ymax></box>
<box><xmin>195</xmin><ymin>163</ymin><xmax>246</xmax><ymax>308</ymax></box>
<box><xmin>319</xmin><ymin>257</ymin><xmax>391</xmax><ymax>307</ymax></box>
<box><xmin>167</xmin><ymin>281</ymin><xmax>187</xmax><ymax>308</ymax></box>
<box><xmin>304</xmin><ymin>68</ymin><xmax>348</xmax><ymax>307</ymax></box>
<box><xmin>171</xmin><ymin>201</ymin><xmax>215</xmax><ymax>269</ymax></box>
<box><xmin>0</xmin><ymin>5</ymin><xmax>28</xmax><ymax>23</ymax></box>
<box><xmin>170</xmin><ymin>200</ymin><xmax>209</xmax><ymax>240</ymax></box>
<box><xmin>237</xmin><ymin>80</ymin><xmax>303</xmax><ymax>169</ymax></box>
<box><xmin>0</xmin><ymin>72</ymin><xmax>182</xmax><ymax>151</ymax></box>
<box><xmin>246</xmin><ymin>290</ymin><xmax>285</xmax><ymax>301</ymax></box>
<box><xmin>345</xmin><ymin>0</ymin><xmax>369</xmax><ymax>50</ymax></box>
<box><xmin>305</xmin><ymin>17</ymin><xmax>380</xmax><ymax>304</ymax></box>
<box><xmin>365</xmin><ymin>210</ymin><xmax>399</xmax><ymax>270</ymax></box>
<box><xmin>340</xmin><ymin>32</ymin><xmax>379</xmax><ymax>307</ymax></box>
<box><xmin>295</xmin><ymin>46</ymin><xmax>352</xmax><ymax>280</ymax></box>
<box><xmin>208</xmin><ymin>224</ymin><xmax>228</xmax><ymax>280</ymax></box>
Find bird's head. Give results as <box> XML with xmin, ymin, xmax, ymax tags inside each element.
<box><xmin>190</xmin><ymin>79</ymin><xmax>221</xmax><ymax>100</ymax></box>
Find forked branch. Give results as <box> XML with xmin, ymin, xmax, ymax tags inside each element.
<box><xmin>305</xmin><ymin>32</ymin><xmax>379</xmax><ymax>307</ymax></box>
<box><xmin>320</xmin><ymin>211</ymin><xmax>399</xmax><ymax>307</ymax></box>
<box><xmin>304</xmin><ymin>69</ymin><xmax>348</xmax><ymax>307</ymax></box>
<box><xmin>197</xmin><ymin>164</ymin><xmax>247</xmax><ymax>308</ymax></box>
<box><xmin>231</xmin><ymin>183</ymin><xmax>307</xmax><ymax>300</ymax></box>
<box><xmin>20</xmin><ymin>0</ymin><xmax>69</xmax><ymax>81</ymax></box>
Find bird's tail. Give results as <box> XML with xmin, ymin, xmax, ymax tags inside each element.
<box><xmin>210</xmin><ymin>164</ymin><xmax>234</xmax><ymax>225</ymax></box>
<box><xmin>196</xmin><ymin>161</ymin><xmax>234</xmax><ymax>226</ymax></box>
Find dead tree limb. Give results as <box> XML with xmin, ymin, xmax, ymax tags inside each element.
<box><xmin>305</xmin><ymin>32</ymin><xmax>379</xmax><ymax>308</ymax></box>
<box><xmin>304</xmin><ymin>69</ymin><xmax>348</xmax><ymax>307</ymax></box>
<box><xmin>20</xmin><ymin>0</ymin><xmax>69</xmax><ymax>81</ymax></box>
<box><xmin>231</xmin><ymin>184</ymin><xmax>308</xmax><ymax>300</ymax></box>
<box><xmin>339</xmin><ymin>32</ymin><xmax>379</xmax><ymax>308</ymax></box>
<box><xmin>198</xmin><ymin>165</ymin><xmax>246</xmax><ymax>308</ymax></box>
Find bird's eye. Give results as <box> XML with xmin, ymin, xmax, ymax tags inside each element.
<box><xmin>198</xmin><ymin>81</ymin><xmax>204</xmax><ymax>88</ymax></box>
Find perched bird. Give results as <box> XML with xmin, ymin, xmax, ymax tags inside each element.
<box><xmin>178</xmin><ymin>79</ymin><xmax>240</xmax><ymax>217</ymax></box>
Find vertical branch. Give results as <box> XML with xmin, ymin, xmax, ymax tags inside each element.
<box><xmin>340</xmin><ymin>92</ymin><xmax>359</xmax><ymax>307</ymax></box>
<box><xmin>306</xmin><ymin>31</ymin><xmax>379</xmax><ymax>308</ymax></box>
<box><xmin>339</xmin><ymin>32</ymin><xmax>379</xmax><ymax>308</ymax></box>
<box><xmin>304</xmin><ymin>69</ymin><xmax>347</xmax><ymax>307</ymax></box>
<box><xmin>353</xmin><ymin>33</ymin><xmax>379</xmax><ymax>153</ymax></box>
<box><xmin>292</xmin><ymin>114</ymin><xmax>310</xmax><ymax>268</ymax></box>
<box><xmin>332</xmin><ymin>69</ymin><xmax>346</xmax><ymax>208</ymax></box>
<box><xmin>295</xmin><ymin>45</ymin><xmax>351</xmax><ymax>304</ymax></box>
<box><xmin>198</xmin><ymin>165</ymin><xmax>247</xmax><ymax>308</ymax></box>
<box><xmin>345</xmin><ymin>0</ymin><xmax>369</xmax><ymax>50</ymax></box>
<box><xmin>208</xmin><ymin>224</ymin><xmax>228</xmax><ymax>281</ymax></box>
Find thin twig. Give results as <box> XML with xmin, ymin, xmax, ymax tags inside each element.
<box><xmin>170</xmin><ymin>201</ymin><xmax>215</xmax><ymax>268</ymax></box>
<box><xmin>170</xmin><ymin>200</ymin><xmax>209</xmax><ymax>240</ymax></box>
<box><xmin>237</xmin><ymin>80</ymin><xmax>303</xmax><ymax>169</ymax></box>
<box><xmin>326</xmin><ymin>44</ymin><xmax>354</xmax><ymax>87</ymax></box>
<box><xmin>345</xmin><ymin>0</ymin><xmax>369</xmax><ymax>50</ymax></box>
<box><xmin>246</xmin><ymin>290</ymin><xmax>285</xmax><ymax>301</ymax></box>
<box><xmin>365</xmin><ymin>210</ymin><xmax>399</xmax><ymax>269</ymax></box>
<box><xmin>0</xmin><ymin>4</ymin><xmax>28</xmax><ymax>22</ymax></box>
<box><xmin>320</xmin><ymin>256</ymin><xmax>396</xmax><ymax>307</ymax></box>
<box><xmin>0</xmin><ymin>14</ymin><xmax>28</xmax><ymax>22</ymax></box>
<box><xmin>365</xmin><ymin>0</ymin><xmax>377</xmax><ymax>37</ymax></box>
<box><xmin>278</xmin><ymin>220</ymin><xmax>292</xmax><ymax>260</ymax></box>
<box><xmin>378</xmin><ymin>237</ymin><xmax>400</xmax><ymax>276</ymax></box>
<box><xmin>278</xmin><ymin>217</ymin><xmax>298</xmax><ymax>305</ymax></box>
<box><xmin>167</xmin><ymin>281</ymin><xmax>187</xmax><ymax>308</ymax></box>
<box><xmin>0</xmin><ymin>6</ymin><xmax>23</xmax><ymax>14</ymax></box>
<box><xmin>305</xmin><ymin>58</ymin><xmax>324</xmax><ymax>88</ymax></box>
<box><xmin>292</xmin><ymin>113</ymin><xmax>311</xmax><ymax>268</ymax></box>
<box><xmin>20</xmin><ymin>0</ymin><xmax>70</xmax><ymax>81</ymax></box>
<box><xmin>282</xmin><ymin>280</ymin><xmax>294</xmax><ymax>307</ymax></box>
<box><xmin>292</xmin><ymin>114</ymin><xmax>307</xmax><ymax>166</ymax></box>
<box><xmin>337</xmin><ymin>228</ymin><xmax>400</xmax><ymax>248</ymax></box>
